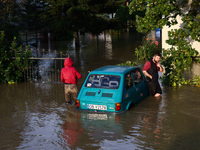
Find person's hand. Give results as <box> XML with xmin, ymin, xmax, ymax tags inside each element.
<box><xmin>157</xmin><ymin>63</ymin><xmax>163</xmax><ymax>72</ymax></box>
<box><xmin>157</xmin><ymin>63</ymin><xmax>161</xmax><ymax>68</ymax></box>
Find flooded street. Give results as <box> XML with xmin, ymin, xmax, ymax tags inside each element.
<box><xmin>1</xmin><ymin>33</ymin><xmax>200</xmax><ymax>150</ymax></box>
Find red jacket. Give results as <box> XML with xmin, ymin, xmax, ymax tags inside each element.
<box><xmin>61</xmin><ymin>57</ymin><xmax>82</xmax><ymax>84</ymax></box>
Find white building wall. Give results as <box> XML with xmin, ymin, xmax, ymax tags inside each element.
<box><xmin>162</xmin><ymin>1</ymin><xmax>200</xmax><ymax>54</ymax></box>
<box><xmin>162</xmin><ymin>5</ymin><xmax>200</xmax><ymax>76</ymax></box>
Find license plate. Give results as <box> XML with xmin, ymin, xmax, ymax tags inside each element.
<box><xmin>87</xmin><ymin>114</ymin><xmax>108</xmax><ymax>120</ymax></box>
<box><xmin>87</xmin><ymin>104</ymin><xmax>107</xmax><ymax>110</ymax></box>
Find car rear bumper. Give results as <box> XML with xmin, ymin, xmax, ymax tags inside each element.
<box><xmin>75</xmin><ymin>108</ymin><xmax>127</xmax><ymax>114</ymax></box>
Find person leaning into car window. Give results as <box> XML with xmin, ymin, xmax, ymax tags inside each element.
<box><xmin>61</xmin><ymin>56</ymin><xmax>82</xmax><ymax>104</ymax></box>
<box><xmin>143</xmin><ymin>53</ymin><xmax>163</xmax><ymax>97</ymax></box>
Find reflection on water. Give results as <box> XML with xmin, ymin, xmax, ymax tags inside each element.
<box><xmin>62</xmin><ymin>106</ymin><xmax>83</xmax><ymax>149</ymax></box>
<box><xmin>1</xmin><ymin>81</ymin><xmax>200</xmax><ymax>150</ymax></box>
<box><xmin>1</xmin><ymin>33</ymin><xmax>200</xmax><ymax>150</ymax></box>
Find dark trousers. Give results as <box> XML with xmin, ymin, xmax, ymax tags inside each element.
<box><xmin>148</xmin><ymin>80</ymin><xmax>162</xmax><ymax>96</ymax></box>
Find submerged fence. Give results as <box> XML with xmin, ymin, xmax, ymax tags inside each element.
<box><xmin>24</xmin><ymin>48</ymin><xmax>68</xmax><ymax>83</ymax></box>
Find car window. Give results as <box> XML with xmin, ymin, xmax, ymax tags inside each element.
<box><xmin>85</xmin><ymin>74</ymin><xmax>121</xmax><ymax>89</ymax></box>
<box><xmin>132</xmin><ymin>69</ymin><xmax>144</xmax><ymax>85</ymax></box>
<box><xmin>125</xmin><ymin>73</ymin><xmax>133</xmax><ymax>90</ymax></box>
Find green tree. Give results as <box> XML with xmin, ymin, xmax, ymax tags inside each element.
<box><xmin>0</xmin><ymin>0</ymin><xmax>21</xmax><ymax>44</ymax></box>
<box><xmin>20</xmin><ymin>0</ymin><xmax>48</xmax><ymax>48</ymax></box>
<box><xmin>115</xmin><ymin>5</ymin><xmax>130</xmax><ymax>29</ymax></box>
<box><xmin>0</xmin><ymin>0</ymin><xmax>18</xmax><ymax>25</ymax></box>
<box><xmin>129</xmin><ymin>0</ymin><xmax>200</xmax><ymax>86</ymax></box>
<box><xmin>20</xmin><ymin>0</ymin><xmax>46</xmax><ymax>31</ymax></box>
<box><xmin>129</xmin><ymin>0</ymin><xmax>181</xmax><ymax>33</ymax></box>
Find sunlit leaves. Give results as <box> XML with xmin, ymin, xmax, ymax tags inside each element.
<box><xmin>129</xmin><ymin>0</ymin><xmax>181</xmax><ymax>33</ymax></box>
<box><xmin>117</xmin><ymin>61</ymin><xmax>138</xmax><ymax>66</ymax></box>
<box><xmin>192</xmin><ymin>76</ymin><xmax>200</xmax><ymax>87</ymax></box>
<box><xmin>182</xmin><ymin>14</ymin><xmax>200</xmax><ymax>42</ymax></box>
<box><xmin>162</xmin><ymin>29</ymin><xmax>199</xmax><ymax>86</ymax></box>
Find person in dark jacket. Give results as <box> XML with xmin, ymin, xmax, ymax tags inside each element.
<box><xmin>61</xmin><ymin>57</ymin><xmax>82</xmax><ymax>104</ymax></box>
<box><xmin>143</xmin><ymin>53</ymin><xmax>163</xmax><ymax>97</ymax></box>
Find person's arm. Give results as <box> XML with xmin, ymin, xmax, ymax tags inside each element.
<box><xmin>143</xmin><ymin>61</ymin><xmax>152</xmax><ymax>79</ymax></box>
<box><xmin>157</xmin><ymin>63</ymin><xmax>163</xmax><ymax>72</ymax></box>
<box><xmin>143</xmin><ymin>70</ymin><xmax>152</xmax><ymax>79</ymax></box>
<box><xmin>75</xmin><ymin>68</ymin><xmax>82</xmax><ymax>79</ymax></box>
<box><xmin>61</xmin><ymin>69</ymin><xmax>65</xmax><ymax>83</ymax></box>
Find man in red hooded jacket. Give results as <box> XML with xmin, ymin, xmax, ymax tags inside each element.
<box><xmin>61</xmin><ymin>57</ymin><xmax>82</xmax><ymax>104</ymax></box>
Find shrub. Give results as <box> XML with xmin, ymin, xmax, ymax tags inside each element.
<box><xmin>117</xmin><ymin>61</ymin><xmax>137</xmax><ymax>66</ymax></box>
<box><xmin>161</xmin><ymin>29</ymin><xmax>199</xmax><ymax>86</ymax></box>
<box><xmin>135</xmin><ymin>37</ymin><xmax>161</xmax><ymax>60</ymax></box>
<box><xmin>0</xmin><ymin>31</ymin><xmax>32</xmax><ymax>83</ymax></box>
<box><xmin>192</xmin><ymin>76</ymin><xmax>200</xmax><ymax>87</ymax></box>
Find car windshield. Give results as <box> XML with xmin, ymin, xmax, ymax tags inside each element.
<box><xmin>85</xmin><ymin>74</ymin><xmax>121</xmax><ymax>89</ymax></box>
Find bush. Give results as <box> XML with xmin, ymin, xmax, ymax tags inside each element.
<box><xmin>192</xmin><ymin>76</ymin><xmax>200</xmax><ymax>87</ymax></box>
<box><xmin>0</xmin><ymin>31</ymin><xmax>32</xmax><ymax>83</ymax></box>
<box><xmin>135</xmin><ymin>37</ymin><xmax>161</xmax><ymax>60</ymax></box>
<box><xmin>117</xmin><ymin>61</ymin><xmax>137</xmax><ymax>66</ymax></box>
<box><xmin>161</xmin><ymin>29</ymin><xmax>199</xmax><ymax>86</ymax></box>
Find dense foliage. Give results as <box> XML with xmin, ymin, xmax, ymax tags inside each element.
<box><xmin>135</xmin><ymin>37</ymin><xmax>160</xmax><ymax>60</ymax></box>
<box><xmin>0</xmin><ymin>31</ymin><xmax>32</xmax><ymax>83</ymax></box>
<box><xmin>192</xmin><ymin>76</ymin><xmax>200</xmax><ymax>87</ymax></box>
<box><xmin>162</xmin><ymin>34</ymin><xmax>198</xmax><ymax>86</ymax></box>
<box><xmin>0</xmin><ymin>0</ymin><xmax>21</xmax><ymax>45</ymax></box>
<box><xmin>129</xmin><ymin>0</ymin><xmax>181</xmax><ymax>33</ymax></box>
<box><xmin>117</xmin><ymin>61</ymin><xmax>137</xmax><ymax>66</ymax></box>
<box><xmin>0</xmin><ymin>0</ymin><xmax>134</xmax><ymax>83</ymax></box>
<box><xmin>129</xmin><ymin>0</ymin><xmax>200</xmax><ymax>86</ymax></box>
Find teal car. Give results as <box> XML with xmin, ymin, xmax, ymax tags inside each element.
<box><xmin>76</xmin><ymin>65</ymin><xmax>149</xmax><ymax>113</ymax></box>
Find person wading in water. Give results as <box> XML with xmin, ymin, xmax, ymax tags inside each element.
<box><xmin>143</xmin><ymin>53</ymin><xmax>163</xmax><ymax>97</ymax></box>
<box><xmin>61</xmin><ymin>54</ymin><xmax>82</xmax><ymax>104</ymax></box>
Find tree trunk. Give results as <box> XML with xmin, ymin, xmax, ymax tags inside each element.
<box><xmin>35</xmin><ymin>30</ymin><xmax>38</xmax><ymax>49</ymax></box>
<box><xmin>74</xmin><ymin>31</ymin><xmax>80</xmax><ymax>50</ymax></box>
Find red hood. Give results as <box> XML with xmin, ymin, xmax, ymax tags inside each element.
<box><xmin>64</xmin><ymin>57</ymin><xmax>74</xmax><ymax>67</ymax></box>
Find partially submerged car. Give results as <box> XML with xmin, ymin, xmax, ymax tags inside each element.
<box><xmin>76</xmin><ymin>65</ymin><xmax>149</xmax><ymax>113</ymax></box>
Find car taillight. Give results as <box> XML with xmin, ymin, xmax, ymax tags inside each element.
<box><xmin>76</xmin><ymin>100</ymin><xmax>80</xmax><ymax>108</ymax></box>
<box><xmin>115</xmin><ymin>103</ymin><xmax>121</xmax><ymax>111</ymax></box>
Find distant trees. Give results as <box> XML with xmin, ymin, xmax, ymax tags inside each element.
<box><xmin>0</xmin><ymin>0</ymin><xmax>137</xmax><ymax>83</ymax></box>
<box><xmin>0</xmin><ymin>0</ymin><xmax>18</xmax><ymax>25</ymax></box>
<box><xmin>0</xmin><ymin>0</ymin><xmax>21</xmax><ymax>43</ymax></box>
<box><xmin>1</xmin><ymin>0</ymin><xmax>136</xmax><ymax>49</ymax></box>
<box><xmin>20</xmin><ymin>0</ymin><xmax>46</xmax><ymax>31</ymax></box>
<box><xmin>43</xmin><ymin>0</ymin><xmax>127</xmax><ymax>48</ymax></box>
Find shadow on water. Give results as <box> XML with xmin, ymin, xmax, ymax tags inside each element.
<box><xmin>1</xmin><ymin>32</ymin><xmax>200</xmax><ymax>150</ymax></box>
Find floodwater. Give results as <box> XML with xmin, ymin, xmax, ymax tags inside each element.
<box><xmin>1</xmin><ymin>32</ymin><xmax>200</xmax><ymax>150</ymax></box>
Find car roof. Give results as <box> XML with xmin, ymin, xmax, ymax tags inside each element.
<box><xmin>90</xmin><ymin>65</ymin><xmax>139</xmax><ymax>75</ymax></box>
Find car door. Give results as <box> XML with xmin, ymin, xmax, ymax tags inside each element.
<box><xmin>131</xmin><ymin>68</ymin><xmax>148</xmax><ymax>102</ymax></box>
<box><xmin>122</xmin><ymin>72</ymin><xmax>137</xmax><ymax>110</ymax></box>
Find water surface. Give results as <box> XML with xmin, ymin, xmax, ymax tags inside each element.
<box><xmin>1</xmin><ymin>32</ymin><xmax>200</xmax><ymax>150</ymax></box>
